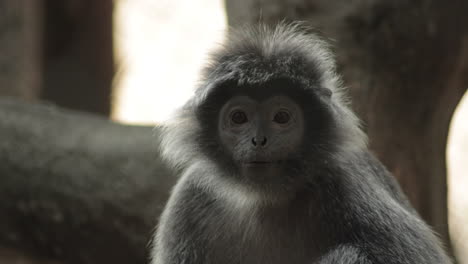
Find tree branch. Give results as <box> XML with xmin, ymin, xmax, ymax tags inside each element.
<box><xmin>0</xmin><ymin>98</ymin><xmax>175</xmax><ymax>264</ymax></box>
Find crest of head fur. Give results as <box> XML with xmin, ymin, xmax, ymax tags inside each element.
<box><xmin>158</xmin><ymin>22</ymin><xmax>367</xmax><ymax>171</ymax></box>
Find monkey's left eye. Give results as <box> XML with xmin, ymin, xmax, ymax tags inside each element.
<box><xmin>273</xmin><ymin>111</ymin><xmax>291</xmax><ymax>124</ymax></box>
<box><xmin>231</xmin><ymin>111</ymin><xmax>248</xmax><ymax>124</ymax></box>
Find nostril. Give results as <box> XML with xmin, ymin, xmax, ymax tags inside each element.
<box><xmin>251</xmin><ymin>137</ymin><xmax>257</xmax><ymax>146</ymax></box>
<box><xmin>251</xmin><ymin>137</ymin><xmax>267</xmax><ymax>147</ymax></box>
<box><xmin>252</xmin><ymin>137</ymin><xmax>267</xmax><ymax>147</ymax></box>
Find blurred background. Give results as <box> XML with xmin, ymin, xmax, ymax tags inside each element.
<box><xmin>0</xmin><ymin>0</ymin><xmax>466</xmax><ymax>263</ymax></box>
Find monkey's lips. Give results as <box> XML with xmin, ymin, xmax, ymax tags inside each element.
<box><xmin>243</xmin><ymin>160</ymin><xmax>282</xmax><ymax>167</ymax></box>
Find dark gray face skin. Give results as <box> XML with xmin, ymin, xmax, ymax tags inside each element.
<box><xmin>218</xmin><ymin>95</ymin><xmax>304</xmax><ymax>179</ymax></box>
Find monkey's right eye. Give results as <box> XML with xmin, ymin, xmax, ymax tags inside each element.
<box><xmin>231</xmin><ymin>111</ymin><xmax>248</xmax><ymax>124</ymax></box>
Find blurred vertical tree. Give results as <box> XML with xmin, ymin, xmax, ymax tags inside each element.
<box><xmin>0</xmin><ymin>0</ymin><xmax>114</xmax><ymax>115</ymax></box>
<box><xmin>225</xmin><ymin>0</ymin><xmax>468</xmax><ymax>256</ymax></box>
<box><xmin>42</xmin><ymin>0</ymin><xmax>114</xmax><ymax>116</ymax></box>
<box><xmin>0</xmin><ymin>1</ymin><xmax>42</xmax><ymax>100</ymax></box>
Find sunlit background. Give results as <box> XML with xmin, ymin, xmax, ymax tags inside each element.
<box><xmin>111</xmin><ymin>0</ymin><xmax>467</xmax><ymax>262</ymax></box>
<box><xmin>448</xmin><ymin>92</ymin><xmax>468</xmax><ymax>263</ymax></box>
<box><xmin>112</xmin><ymin>0</ymin><xmax>226</xmax><ymax>123</ymax></box>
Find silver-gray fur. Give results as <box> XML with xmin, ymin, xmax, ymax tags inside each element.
<box><xmin>151</xmin><ymin>23</ymin><xmax>451</xmax><ymax>264</ymax></box>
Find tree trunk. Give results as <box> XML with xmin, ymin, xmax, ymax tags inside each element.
<box><xmin>225</xmin><ymin>0</ymin><xmax>468</xmax><ymax>253</ymax></box>
<box><xmin>0</xmin><ymin>0</ymin><xmax>42</xmax><ymax>100</ymax></box>
<box><xmin>41</xmin><ymin>0</ymin><xmax>114</xmax><ymax>116</ymax></box>
<box><xmin>0</xmin><ymin>0</ymin><xmax>114</xmax><ymax>114</ymax></box>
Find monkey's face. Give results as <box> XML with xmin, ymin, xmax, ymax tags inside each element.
<box><xmin>218</xmin><ymin>95</ymin><xmax>304</xmax><ymax>180</ymax></box>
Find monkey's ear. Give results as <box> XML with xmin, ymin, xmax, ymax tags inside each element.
<box><xmin>317</xmin><ymin>87</ymin><xmax>333</xmax><ymax>100</ymax></box>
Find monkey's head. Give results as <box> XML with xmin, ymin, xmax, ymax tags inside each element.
<box><xmin>159</xmin><ymin>23</ymin><xmax>366</xmax><ymax>192</ymax></box>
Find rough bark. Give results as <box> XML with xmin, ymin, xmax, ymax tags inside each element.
<box><xmin>225</xmin><ymin>0</ymin><xmax>468</xmax><ymax>252</ymax></box>
<box><xmin>0</xmin><ymin>98</ymin><xmax>176</xmax><ymax>264</ymax></box>
<box><xmin>41</xmin><ymin>0</ymin><xmax>114</xmax><ymax>116</ymax></box>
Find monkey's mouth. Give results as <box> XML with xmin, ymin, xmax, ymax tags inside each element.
<box><xmin>243</xmin><ymin>160</ymin><xmax>282</xmax><ymax>167</ymax></box>
<box><xmin>248</xmin><ymin>161</ymin><xmax>271</xmax><ymax>164</ymax></box>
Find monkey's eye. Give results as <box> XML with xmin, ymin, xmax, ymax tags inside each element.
<box><xmin>273</xmin><ymin>111</ymin><xmax>290</xmax><ymax>124</ymax></box>
<box><xmin>231</xmin><ymin>111</ymin><xmax>248</xmax><ymax>124</ymax></box>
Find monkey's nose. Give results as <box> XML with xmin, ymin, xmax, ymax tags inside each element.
<box><xmin>251</xmin><ymin>136</ymin><xmax>267</xmax><ymax>147</ymax></box>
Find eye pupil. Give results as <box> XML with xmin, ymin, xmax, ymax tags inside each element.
<box><xmin>231</xmin><ymin>111</ymin><xmax>248</xmax><ymax>124</ymax></box>
<box><xmin>274</xmin><ymin>111</ymin><xmax>290</xmax><ymax>124</ymax></box>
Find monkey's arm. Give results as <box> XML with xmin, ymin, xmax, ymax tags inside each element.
<box><xmin>152</xmin><ymin>179</ymin><xmax>214</xmax><ymax>264</ymax></box>
<box><xmin>358</xmin><ymin>152</ymin><xmax>413</xmax><ymax>210</ymax></box>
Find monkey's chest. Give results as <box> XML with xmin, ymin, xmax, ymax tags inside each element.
<box><xmin>203</xmin><ymin>212</ymin><xmax>322</xmax><ymax>264</ymax></box>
